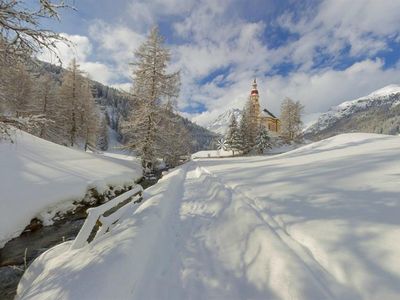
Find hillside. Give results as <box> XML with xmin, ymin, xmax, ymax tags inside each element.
<box><xmin>304</xmin><ymin>84</ymin><xmax>400</xmax><ymax>140</ymax></box>
<box><xmin>206</xmin><ymin>108</ymin><xmax>242</xmax><ymax>135</ymax></box>
<box><xmin>0</xmin><ymin>130</ymin><xmax>142</xmax><ymax>248</ymax></box>
<box><xmin>17</xmin><ymin>133</ymin><xmax>400</xmax><ymax>300</ymax></box>
<box><xmin>37</xmin><ymin>62</ymin><xmax>217</xmax><ymax>152</ymax></box>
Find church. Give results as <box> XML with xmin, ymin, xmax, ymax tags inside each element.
<box><xmin>248</xmin><ymin>79</ymin><xmax>281</xmax><ymax>136</ymax></box>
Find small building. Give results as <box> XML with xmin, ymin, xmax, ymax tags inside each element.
<box><xmin>249</xmin><ymin>79</ymin><xmax>281</xmax><ymax>136</ymax></box>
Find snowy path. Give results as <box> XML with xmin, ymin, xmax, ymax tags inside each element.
<box><xmin>175</xmin><ymin>163</ymin><xmax>358</xmax><ymax>299</ymax></box>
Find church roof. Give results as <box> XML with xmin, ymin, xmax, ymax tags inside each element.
<box><xmin>262</xmin><ymin>108</ymin><xmax>278</xmax><ymax>119</ymax></box>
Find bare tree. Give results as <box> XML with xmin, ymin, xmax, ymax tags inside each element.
<box><xmin>4</xmin><ymin>63</ymin><xmax>34</xmax><ymax>115</ymax></box>
<box><xmin>280</xmin><ymin>97</ymin><xmax>304</xmax><ymax>142</ymax></box>
<box><xmin>0</xmin><ymin>0</ymin><xmax>70</xmax><ymax>139</ymax></box>
<box><xmin>0</xmin><ymin>0</ymin><xmax>69</xmax><ymax>60</ymax></box>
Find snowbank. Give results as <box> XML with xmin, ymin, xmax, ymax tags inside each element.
<box><xmin>17</xmin><ymin>167</ymin><xmax>186</xmax><ymax>300</ymax></box>
<box><xmin>17</xmin><ymin>133</ymin><xmax>400</xmax><ymax>299</ymax></box>
<box><xmin>0</xmin><ymin>130</ymin><xmax>142</xmax><ymax>247</ymax></box>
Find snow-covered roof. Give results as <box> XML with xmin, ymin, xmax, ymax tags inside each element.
<box><xmin>262</xmin><ymin>108</ymin><xmax>278</xmax><ymax>118</ymax></box>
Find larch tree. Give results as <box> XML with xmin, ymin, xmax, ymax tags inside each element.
<box><xmin>4</xmin><ymin>63</ymin><xmax>34</xmax><ymax>116</ymax></box>
<box><xmin>58</xmin><ymin>59</ymin><xmax>83</xmax><ymax>146</ymax></box>
<box><xmin>58</xmin><ymin>59</ymin><xmax>98</xmax><ymax>148</ymax></box>
<box><xmin>123</xmin><ymin>27</ymin><xmax>180</xmax><ymax>171</ymax></box>
<box><xmin>79</xmin><ymin>79</ymin><xmax>99</xmax><ymax>150</ymax></box>
<box><xmin>0</xmin><ymin>0</ymin><xmax>69</xmax><ymax>139</ymax></box>
<box><xmin>160</xmin><ymin>101</ymin><xmax>190</xmax><ymax>167</ymax></box>
<box><xmin>33</xmin><ymin>73</ymin><xmax>59</xmax><ymax>140</ymax></box>
<box><xmin>280</xmin><ymin>97</ymin><xmax>304</xmax><ymax>142</ymax></box>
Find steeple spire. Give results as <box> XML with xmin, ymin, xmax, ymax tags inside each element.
<box><xmin>251</xmin><ymin>78</ymin><xmax>258</xmax><ymax>95</ymax></box>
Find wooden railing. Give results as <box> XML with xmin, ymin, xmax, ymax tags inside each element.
<box><xmin>71</xmin><ymin>185</ymin><xmax>143</xmax><ymax>249</ymax></box>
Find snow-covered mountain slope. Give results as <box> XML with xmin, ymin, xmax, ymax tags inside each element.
<box><xmin>0</xmin><ymin>130</ymin><xmax>142</xmax><ymax>248</ymax></box>
<box><xmin>206</xmin><ymin>108</ymin><xmax>242</xmax><ymax>135</ymax></box>
<box><xmin>18</xmin><ymin>133</ymin><xmax>400</xmax><ymax>300</ymax></box>
<box><xmin>304</xmin><ymin>84</ymin><xmax>400</xmax><ymax>140</ymax></box>
<box><xmin>39</xmin><ymin>61</ymin><xmax>217</xmax><ymax>152</ymax></box>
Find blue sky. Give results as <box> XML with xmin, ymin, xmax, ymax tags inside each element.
<box><xmin>38</xmin><ymin>0</ymin><xmax>400</xmax><ymax>125</ymax></box>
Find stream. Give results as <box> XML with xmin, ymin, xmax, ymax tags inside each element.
<box><xmin>0</xmin><ymin>173</ymin><xmax>162</xmax><ymax>300</ymax></box>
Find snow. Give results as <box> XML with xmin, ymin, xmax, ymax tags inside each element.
<box><xmin>302</xmin><ymin>112</ymin><xmax>322</xmax><ymax>131</ymax></box>
<box><xmin>17</xmin><ymin>133</ymin><xmax>400</xmax><ymax>299</ymax></box>
<box><xmin>106</xmin><ymin>126</ymin><xmax>132</xmax><ymax>155</ymax></box>
<box><xmin>366</xmin><ymin>84</ymin><xmax>400</xmax><ymax>98</ymax></box>
<box><xmin>191</xmin><ymin>149</ymin><xmax>233</xmax><ymax>159</ymax></box>
<box><xmin>206</xmin><ymin>108</ymin><xmax>242</xmax><ymax>135</ymax></box>
<box><xmin>0</xmin><ymin>130</ymin><xmax>142</xmax><ymax>248</ymax></box>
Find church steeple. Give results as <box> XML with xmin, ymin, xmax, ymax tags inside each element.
<box><xmin>249</xmin><ymin>78</ymin><xmax>261</xmax><ymax>129</ymax></box>
<box><xmin>251</xmin><ymin>78</ymin><xmax>258</xmax><ymax>95</ymax></box>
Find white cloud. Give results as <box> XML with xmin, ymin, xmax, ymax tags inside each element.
<box><xmin>38</xmin><ymin>33</ymin><xmax>92</xmax><ymax>66</ymax></box>
<box><xmin>111</xmin><ymin>82</ymin><xmax>131</xmax><ymax>92</ymax></box>
<box><xmin>80</xmin><ymin>62</ymin><xmax>116</xmax><ymax>84</ymax></box>
<box><xmin>38</xmin><ymin>33</ymin><xmax>117</xmax><ymax>85</ymax></box>
<box><xmin>88</xmin><ymin>20</ymin><xmax>145</xmax><ymax>78</ymax></box>
<box><xmin>127</xmin><ymin>0</ymin><xmax>196</xmax><ymax>29</ymax></box>
<box><xmin>193</xmin><ymin>59</ymin><xmax>400</xmax><ymax>127</ymax></box>
<box><xmin>265</xmin><ymin>59</ymin><xmax>400</xmax><ymax>114</ymax></box>
<box><xmin>277</xmin><ymin>0</ymin><xmax>400</xmax><ymax>69</ymax></box>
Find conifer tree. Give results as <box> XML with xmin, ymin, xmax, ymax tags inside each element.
<box><xmin>33</xmin><ymin>74</ymin><xmax>59</xmax><ymax>140</ymax></box>
<box><xmin>97</xmin><ymin>112</ymin><xmax>109</xmax><ymax>151</ymax></box>
<box><xmin>254</xmin><ymin>124</ymin><xmax>271</xmax><ymax>154</ymax></box>
<box><xmin>58</xmin><ymin>59</ymin><xmax>84</xmax><ymax>146</ymax></box>
<box><xmin>160</xmin><ymin>101</ymin><xmax>190</xmax><ymax>167</ymax></box>
<box><xmin>123</xmin><ymin>27</ymin><xmax>180</xmax><ymax>171</ymax></box>
<box><xmin>58</xmin><ymin>60</ymin><xmax>98</xmax><ymax>148</ymax></box>
<box><xmin>80</xmin><ymin>80</ymin><xmax>99</xmax><ymax>150</ymax></box>
<box><xmin>239</xmin><ymin>104</ymin><xmax>253</xmax><ymax>154</ymax></box>
<box><xmin>226</xmin><ymin>114</ymin><xmax>241</xmax><ymax>156</ymax></box>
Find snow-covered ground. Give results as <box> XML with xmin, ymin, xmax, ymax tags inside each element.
<box><xmin>191</xmin><ymin>149</ymin><xmax>233</xmax><ymax>159</ymax></box>
<box><xmin>0</xmin><ymin>130</ymin><xmax>142</xmax><ymax>248</ymax></box>
<box><xmin>17</xmin><ymin>133</ymin><xmax>400</xmax><ymax>299</ymax></box>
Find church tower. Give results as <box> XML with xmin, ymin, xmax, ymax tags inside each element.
<box><xmin>249</xmin><ymin>78</ymin><xmax>261</xmax><ymax>127</ymax></box>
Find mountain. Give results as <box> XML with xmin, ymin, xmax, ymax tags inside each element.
<box><xmin>304</xmin><ymin>84</ymin><xmax>400</xmax><ymax>140</ymax></box>
<box><xmin>207</xmin><ymin>108</ymin><xmax>242</xmax><ymax>135</ymax></box>
<box><xmin>37</xmin><ymin>61</ymin><xmax>217</xmax><ymax>152</ymax></box>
